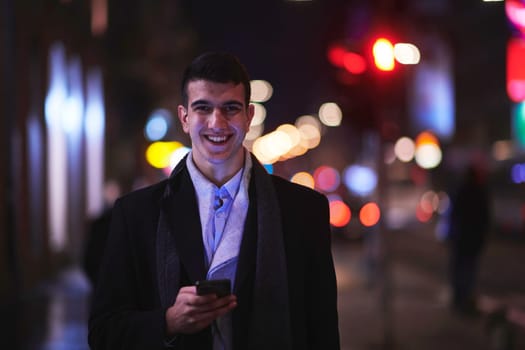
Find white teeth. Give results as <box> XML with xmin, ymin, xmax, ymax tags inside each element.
<box><xmin>207</xmin><ymin>135</ymin><xmax>227</xmax><ymax>143</ymax></box>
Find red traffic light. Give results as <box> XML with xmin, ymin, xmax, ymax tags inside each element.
<box><xmin>507</xmin><ymin>37</ymin><xmax>525</xmax><ymax>102</ymax></box>
<box><xmin>327</xmin><ymin>44</ymin><xmax>367</xmax><ymax>75</ymax></box>
<box><xmin>372</xmin><ymin>38</ymin><xmax>395</xmax><ymax>71</ymax></box>
<box><xmin>342</xmin><ymin>52</ymin><xmax>367</xmax><ymax>74</ymax></box>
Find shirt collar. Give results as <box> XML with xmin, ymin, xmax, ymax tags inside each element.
<box><xmin>186</xmin><ymin>150</ymin><xmax>251</xmax><ymax>200</ymax></box>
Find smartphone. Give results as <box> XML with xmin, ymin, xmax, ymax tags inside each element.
<box><xmin>195</xmin><ymin>279</ymin><xmax>231</xmax><ymax>297</ymax></box>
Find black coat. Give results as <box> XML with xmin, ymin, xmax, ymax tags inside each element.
<box><xmin>88</xmin><ymin>159</ymin><xmax>340</xmax><ymax>350</ymax></box>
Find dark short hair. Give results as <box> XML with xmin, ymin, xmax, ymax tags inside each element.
<box><xmin>180</xmin><ymin>52</ymin><xmax>251</xmax><ymax>107</ymax></box>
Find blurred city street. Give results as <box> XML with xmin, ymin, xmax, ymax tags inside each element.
<box><xmin>335</xmin><ymin>225</ymin><xmax>525</xmax><ymax>350</ymax></box>
<box><xmin>3</xmin><ymin>1</ymin><xmax>525</xmax><ymax>349</ymax></box>
<box><xmin>2</xmin><ymin>224</ymin><xmax>525</xmax><ymax>350</ymax></box>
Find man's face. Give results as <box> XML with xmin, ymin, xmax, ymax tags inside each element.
<box><xmin>178</xmin><ymin>80</ymin><xmax>254</xmax><ymax>174</ymax></box>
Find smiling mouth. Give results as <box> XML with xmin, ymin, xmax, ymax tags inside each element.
<box><xmin>205</xmin><ymin>135</ymin><xmax>230</xmax><ymax>144</ymax></box>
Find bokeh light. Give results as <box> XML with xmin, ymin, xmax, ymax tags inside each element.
<box><xmin>507</xmin><ymin>1</ymin><xmax>525</xmax><ymax>102</ymax></box>
<box><xmin>415</xmin><ymin>130</ymin><xmax>439</xmax><ymax>148</ymax></box>
<box><xmin>372</xmin><ymin>38</ymin><xmax>395</xmax><ymax>71</ymax></box>
<box><xmin>360</xmin><ymin>202</ymin><xmax>381</xmax><ymax>227</ymax></box>
<box><xmin>241</xmin><ymin>116</ymin><xmax>320</xmax><ymax>160</ymax></box>
<box><xmin>416</xmin><ymin>203</ymin><xmax>433</xmax><ymax>222</ymax></box>
<box><xmin>271</xmin><ymin>130</ymin><xmax>293</xmax><ymax>155</ymax></box>
<box><xmin>285</xmin><ymin>142</ymin><xmax>309</xmax><ymax>158</ymax></box>
<box><xmin>492</xmin><ymin>140</ymin><xmax>513</xmax><ymax>161</ymax></box>
<box><xmin>319</xmin><ymin>102</ymin><xmax>343</xmax><ymax>127</ymax></box>
<box><xmin>250</xmin><ymin>102</ymin><xmax>267</xmax><ymax>126</ymax></box>
<box><xmin>511</xmin><ymin>163</ymin><xmax>525</xmax><ymax>183</ymax></box>
<box><xmin>313</xmin><ymin>165</ymin><xmax>340</xmax><ymax>192</ymax></box>
<box><xmin>420</xmin><ymin>190</ymin><xmax>440</xmax><ymax>213</ymax></box>
<box><xmin>169</xmin><ymin>146</ymin><xmax>191</xmax><ymax>170</ymax></box>
<box><xmin>512</xmin><ymin>101</ymin><xmax>525</xmax><ymax>146</ymax></box>
<box><xmin>295</xmin><ymin>114</ymin><xmax>321</xmax><ymax>130</ymax></box>
<box><xmin>162</xmin><ymin>146</ymin><xmax>190</xmax><ymax>176</ymax></box>
<box><xmin>327</xmin><ymin>44</ymin><xmax>346</xmax><ymax>67</ymax></box>
<box><xmin>343</xmin><ymin>165</ymin><xmax>377</xmax><ymax>196</ymax></box>
<box><xmin>250</xmin><ymin>80</ymin><xmax>273</xmax><ymax>103</ymax></box>
<box><xmin>263</xmin><ymin>163</ymin><xmax>274</xmax><ymax>174</ymax></box>
<box><xmin>145</xmin><ymin>108</ymin><xmax>173</xmax><ymax>141</ymax></box>
<box><xmin>506</xmin><ymin>0</ymin><xmax>525</xmax><ymax>35</ymax></box>
<box><xmin>384</xmin><ymin>142</ymin><xmax>396</xmax><ymax>164</ymax></box>
<box><xmin>290</xmin><ymin>171</ymin><xmax>315</xmax><ymax>189</ymax></box>
<box><xmin>252</xmin><ymin>133</ymin><xmax>280</xmax><ymax>164</ymax></box>
<box><xmin>394</xmin><ymin>136</ymin><xmax>415</xmax><ymax>162</ymax></box>
<box><xmin>297</xmin><ymin>123</ymin><xmax>321</xmax><ymax>149</ymax></box>
<box><xmin>146</xmin><ymin>141</ymin><xmax>183</xmax><ymax>169</ymax></box>
<box><xmin>415</xmin><ymin>144</ymin><xmax>442</xmax><ymax>169</ymax></box>
<box><xmin>343</xmin><ymin>52</ymin><xmax>367</xmax><ymax>74</ymax></box>
<box><xmin>245</xmin><ymin>123</ymin><xmax>264</xmax><ymax>142</ymax></box>
<box><xmin>414</xmin><ymin>131</ymin><xmax>442</xmax><ymax>169</ymax></box>
<box><xmin>277</xmin><ymin>124</ymin><xmax>301</xmax><ymax>152</ymax></box>
<box><xmin>329</xmin><ymin>200</ymin><xmax>351</xmax><ymax>227</ymax></box>
<box><xmin>394</xmin><ymin>43</ymin><xmax>421</xmax><ymax>65</ymax></box>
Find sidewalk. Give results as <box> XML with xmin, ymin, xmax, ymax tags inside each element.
<box><xmin>332</xmin><ymin>228</ymin><xmax>525</xmax><ymax>350</ymax></box>
<box><xmin>0</xmin><ymin>266</ymin><xmax>91</xmax><ymax>350</ymax></box>
<box><xmin>2</xmin><ymin>226</ymin><xmax>524</xmax><ymax>349</ymax></box>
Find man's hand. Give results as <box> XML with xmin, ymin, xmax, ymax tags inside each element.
<box><xmin>165</xmin><ymin>285</ymin><xmax>237</xmax><ymax>336</ymax></box>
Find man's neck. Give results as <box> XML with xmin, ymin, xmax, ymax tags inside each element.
<box><xmin>208</xmin><ymin>167</ymin><xmax>242</xmax><ymax>187</ymax></box>
<box><xmin>192</xmin><ymin>152</ymin><xmax>245</xmax><ymax>187</ymax></box>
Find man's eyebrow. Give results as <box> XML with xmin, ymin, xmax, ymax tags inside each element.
<box><xmin>190</xmin><ymin>99</ymin><xmax>211</xmax><ymax>108</ymax></box>
<box><xmin>190</xmin><ymin>100</ymin><xmax>244</xmax><ymax>108</ymax></box>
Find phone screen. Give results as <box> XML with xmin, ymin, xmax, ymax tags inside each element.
<box><xmin>195</xmin><ymin>279</ymin><xmax>231</xmax><ymax>297</ymax></box>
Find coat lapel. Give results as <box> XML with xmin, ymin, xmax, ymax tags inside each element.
<box><xmin>247</xmin><ymin>156</ymin><xmax>292</xmax><ymax>349</ymax></box>
<box><xmin>233</xmin><ymin>176</ymin><xmax>257</xmax><ymax>295</ymax></box>
<box><xmin>161</xmin><ymin>161</ymin><xmax>207</xmax><ymax>285</ymax></box>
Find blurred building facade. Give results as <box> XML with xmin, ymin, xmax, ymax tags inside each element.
<box><xmin>0</xmin><ymin>0</ymin><xmax>198</xmax><ymax>302</ymax></box>
<box><xmin>0</xmin><ymin>0</ymin><xmax>107</xmax><ymax>300</ymax></box>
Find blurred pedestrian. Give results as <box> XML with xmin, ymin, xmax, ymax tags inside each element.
<box><xmin>88</xmin><ymin>52</ymin><xmax>340</xmax><ymax>349</ymax></box>
<box><xmin>447</xmin><ymin>161</ymin><xmax>491</xmax><ymax>316</ymax></box>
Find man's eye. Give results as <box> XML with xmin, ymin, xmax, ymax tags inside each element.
<box><xmin>223</xmin><ymin>105</ymin><xmax>242</xmax><ymax>113</ymax></box>
<box><xmin>195</xmin><ymin>105</ymin><xmax>212</xmax><ymax>113</ymax></box>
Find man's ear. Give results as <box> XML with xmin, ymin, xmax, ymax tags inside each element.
<box><xmin>246</xmin><ymin>103</ymin><xmax>255</xmax><ymax>130</ymax></box>
<box><xmin>177</xmin><ymin>105</ymin><xmax>189</xmax><ymax>133</ymax></box>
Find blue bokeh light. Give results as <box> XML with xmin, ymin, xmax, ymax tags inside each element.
<box><xmin>343</xmin><ymin>165</ymin><xmax>377</xmax><ymax>197</ymax></box>
<box><xmin>145</xmin><ymin>109</ymin><xmax>172</xmax><ymax>141</ymax></box>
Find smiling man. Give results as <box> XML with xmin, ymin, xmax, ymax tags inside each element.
<box><xmin>88</xmin><ymin>52</ymin><xmax>340</xmax><ymax>350</ymax></box>
<box><xmin>179</xmin><ymin>77</ymin><xmax>253</xmax><ymax>185</ymax></box>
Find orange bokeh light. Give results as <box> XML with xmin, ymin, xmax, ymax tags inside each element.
<box><xmin>329</xmin><ymin>200</ymin><xmax>351</xmax><ymax>227</ymax></box>
<box><xmin>360</xmin><ymin>202</ymin><xmax>381</xmax><ymax>227</ymax></box>
<box><xmin>415</xmin><ymin>130</ymin><xmax>439</xmax><ymax>147</ymax></box>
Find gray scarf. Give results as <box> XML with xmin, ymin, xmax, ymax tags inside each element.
<box><xmin>156</xmin><ymin>155</ymin><xmax>292</xmax><ymax>349</ymax></box>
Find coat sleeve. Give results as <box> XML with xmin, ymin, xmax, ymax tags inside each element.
<box><xmin>305</xmin><ymin>194</ymin><xmax>341</xmax><ymax>349</ymax></box>
<box><xmin>88</xmin><ymin>198</ymin><xmax>170</xmax><ymax>349</ymax></box>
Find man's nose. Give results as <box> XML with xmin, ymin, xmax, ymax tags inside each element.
<box><xmin>209</xmin><ymin>108</ymin><xmax>228</xmax><ymax>128</ymax></box>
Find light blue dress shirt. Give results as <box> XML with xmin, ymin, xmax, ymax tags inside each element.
<box><xmin>185</xmin><ymin>152</ymin><xmax>251</xmax><ymax>350</ymax></box>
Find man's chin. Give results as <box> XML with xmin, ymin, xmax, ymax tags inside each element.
<box><xmin>205</xmin><ymin>152</ymin><xmax>231</xmax><ymax>163</ymax></box>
